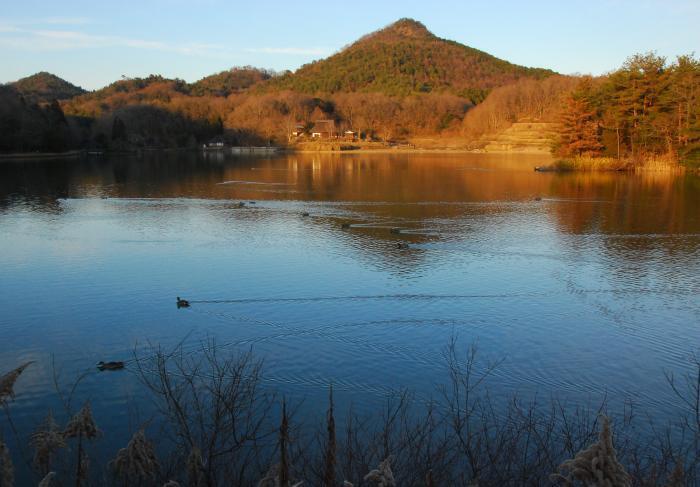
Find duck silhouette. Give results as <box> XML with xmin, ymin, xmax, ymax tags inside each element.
<box><xmin>97</xmin><ymin>361</ymin><xmax>125</xmax><ymax>371</ymax></box>
<box><xmin>177</xmin><ymin>297</ymin><xmax>190</xmax><ymax>308</ymax></box>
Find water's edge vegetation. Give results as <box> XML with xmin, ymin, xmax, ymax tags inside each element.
<box><xmin>1</xmin><ymin>340</ymin><xmax>698</xmax><ymax>486</ymax></box>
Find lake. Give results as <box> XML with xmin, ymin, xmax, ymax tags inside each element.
<box><xmin>1</xmin><ymin>151</ymin><xmax>699</xmax><ymax>475</ymax></box>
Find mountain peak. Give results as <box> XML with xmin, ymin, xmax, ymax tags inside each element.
<box><xmin>265</xmin><ymin>19</ymin><xmax>554</xmax><ymax>98</ymax></box>
<box><xmin>12</xmin><ymin>72</ymin><xmax>85</xmax><ymax>102</ymax></box>
<box><xmin>379</xmin><ymin>18</ymin><xmax>433</xmax><ymax>39</ymax></box>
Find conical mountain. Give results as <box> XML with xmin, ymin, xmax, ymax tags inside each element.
<box><xmin>266</xmin><ymin>18</ymin><xmax>554</xmax><ymax>101</ymax></box>
<box><xmin>11</xmin><ymin>72</ymin><xmax>86</xmax><ymax>103</ymax></box>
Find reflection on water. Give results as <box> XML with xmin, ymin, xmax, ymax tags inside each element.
<box><xmin>0</xmin><ymin>151</ymin><xmax>699</xmax><ymax>477</ymax></box>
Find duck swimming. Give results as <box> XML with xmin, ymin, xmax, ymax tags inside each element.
<box><xmin>177</xmin><ymin>296</ymin><xmax>190</xmax><ymax>308</ymax></box>
<box><xmin>97</xmin><ymin>361</ymin><xmax>125</xmax><ymax>371</ymax></box>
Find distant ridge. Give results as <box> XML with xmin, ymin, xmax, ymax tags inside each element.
<box><xmin>11</xmin><ymin>72</ymin><xmax>86</xmax><ymax>103</ymax></box>
<box><xmin>191</xmin><ymin>67</ymin><xmax>274</xmax><ymax>96</ymax></box>
<box><xmin>264</xmin><ymin>18</ymin><xmax>555</xmax><ymax>101</ymax></box>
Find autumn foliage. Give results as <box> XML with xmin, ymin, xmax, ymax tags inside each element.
<box><xmin>1</xmin><ymin>19</ymin><xmax>698</xmax><ymax>165</ymax></box>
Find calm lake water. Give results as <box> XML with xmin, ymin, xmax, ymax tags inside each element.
<box><xmin>1</xmin><ymin>151</ymin><xmax>699</xmax><ymax>474</ymax></box>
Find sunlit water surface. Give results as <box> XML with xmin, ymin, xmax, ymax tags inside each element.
<box><xmin>1</xmin><ymin>151</ymin><xmax>699</xmax><ymax>478</ymax></box>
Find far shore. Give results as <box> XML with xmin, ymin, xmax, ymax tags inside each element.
<box><xmin>1</xmin><ymin>147</ymin><xmax>696</xmax><ymax>173</ymax></box>
<box><xmin>0</xmin><ymin>149</ymin><xmax>86</xmax><ymax>161</ymax></box>
<box><xmin>0</xmin><ymin>146</ymin><xmax>550</xmax><ymax>160</ymax></box>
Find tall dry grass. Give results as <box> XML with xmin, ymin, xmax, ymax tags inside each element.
<box><xmin>550</xmin><ymin>153</ymin><xmax>684</xmax><ymax>173</ymax></box>
<box><xmin>0</xmin><ymin>341</ymin><xmax>699</xmax><ymax>486</ymax></box>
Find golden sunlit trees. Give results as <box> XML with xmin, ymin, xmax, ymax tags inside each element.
<box><xmin>556</xmin><ymin>79</ymin><xmax>603</xmax><ymax>157</ymax></box>
<box><xmin>558</xmin><ymin>53</ymin><xmax>700</xmax><ymax>164</ymax></box>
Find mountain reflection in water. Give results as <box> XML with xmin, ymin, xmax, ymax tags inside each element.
<box><xmin>0</xmin><ymin>152</ymin><xmax>699</xmax><ymax>474</ymax></box>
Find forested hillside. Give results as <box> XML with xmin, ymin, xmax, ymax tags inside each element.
<box><xmin>191</xmin><ymin>67</ymin><xmax>275</xmax><ymax>97</ymax></box>
<box><xmin>0</xmin><ymin>85</ymin><xmax>85</xmax><ymax>152</ymax></box>
<box><xmin>1</xmin><ymin>20</ymin><xmax>698</xmax><ymax>164</ymax></box>
<box><xmin>555</xmin><ymin>53</ymin><xmax>700</xmax><ymax>165</ymax></box>
<box><xmin>265</xmin><ymin>18</ymin><xmax>553</xmax><ymax>102</ymax></box>
<box><xmin>45</xmin><ymin>19</ymin><xmax>554</xmax><ymax>150</ymax></box>
<box><xmin>11</xmin><ymin>72</ymin><xmax>86</xmax><ymax>103</ymax></box>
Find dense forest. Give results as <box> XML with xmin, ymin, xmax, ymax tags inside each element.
<box><xmin>263</xmin><ymin>18</ymin><xmax>553</xmax><ymax>101</ymax></box>
<box><xmin>10</xmin><ymin>71</ymin><xmax>86</xmax><ymax>103</ymax></box>
<box><xmin>0</xmin><ymin>85</ymin><xmax>84</xmax><ymax>153</ymax></box>
<box><xmin>0</xmin><ymin>19</ymin><xmax>698</xmax><ymax>166</ymax></box>
<box><xmin>555</xmin><ymin>53</ymin><xmax>700</xmax><ymax>165</ymax></box>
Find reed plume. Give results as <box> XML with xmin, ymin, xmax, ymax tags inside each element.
<box><xmin>258</xmin><ymin>464</ymin><xmax>278</xmax><ymax>487</ymax></box>
<box><xmin>37</xmin><ymin>471</ymin><xmax>55</xmax><ymax>487</ymax></box>
<box><xmin>551</xmin><ymin>416</ymin><xmax>630</xmax><ymax>487</ymax></box>
<box><xmin>0</xmin><ymin>362</ymin><xmax>34</xmax><ymax>406</ymax></box>
<box><xmin>110</xmin><ymin>429</ymin><xmax>159</xmax><ymax>483</ymax></box>
<box><xmin>30</xmin><ymin>411</ymin><xmax>66</xmax><ymax>474</ymax></box>
<box><xmin>664</xmin><ymin>462</ymin><xmax>685</xmax><ymax>487</ymax></box>
<box><xmin>279</xmin><ymin>400</ymin><xmax>289</xmax><ymax>486</ymax></box>
<box><xmin>63</xmin><ymin>402</ymin><xmax>100</xmax><ymax>440</ymax></box>
<box><xmin>186</xmin><ymin>446</ymin><xmax>205</xmax><ymax>487</ymax></box>
<box><xmin>364</xmin><ymin>457</ymin><xmax>395</xmax><ymax>487</ymax></box>
<box><xmin>63</xmin><ymin>402</ymin><xmax>100</xmax><ymax>487</ymax></box>
<box><xmin>0</xmin><ymin>440</ymin><xmax>13</xmax><ymax>487</ymax></box>
<box><xmin>322</xmin><ymin>385</ymin><xmax>336</xmax><ymax>487</ymax></box>
<box><xmin>257</xmin><ymin>464</ymin><xmax>304</xmax><ymax>487</ymax></box>
<box><xmin>258</xmin><ymin>401</ymin><xmax>304</xmax><ymax>487</ymax></box>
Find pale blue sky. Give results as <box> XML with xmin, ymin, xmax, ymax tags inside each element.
<box><xmin>1</xmin><ymin>0</ymin><xmax>698</xmax><ymax>90</ymax></box>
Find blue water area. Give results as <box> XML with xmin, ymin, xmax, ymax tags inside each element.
<box><xmin>0</xmin><ymin>151</ymin><xmax>699</xmax><ymax>479</ymax></box>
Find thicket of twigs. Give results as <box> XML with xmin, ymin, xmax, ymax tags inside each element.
<box><xmin>1</xmin><ymin>340</ymin><xmax>698</xmax><ymax>486</ymax></box>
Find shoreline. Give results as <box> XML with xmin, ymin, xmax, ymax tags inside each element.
<box><xmin>1</xmin><ymin>148</ymin><xmax>696</xmax><ymax>173</ymax></box>
<box><xmin>0</xmin><ymin>149</ymin><xmax>85</xmax><ymax>161</ymax></box>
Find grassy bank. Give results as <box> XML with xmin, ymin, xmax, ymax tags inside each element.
<box><xmin>287</xmin><ymin>139</ymin><xmax>486</xmax><ymax>153</ymax></box>
<box><xmin>539</xmin><ymin>154</ymin><xmax>688</xmax><ymax>173</ymax></box>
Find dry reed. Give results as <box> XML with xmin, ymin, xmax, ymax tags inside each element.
<box><xmin>63</xmin><ymin>402</ymin><xmax>100</xmax><ymax>440</ymax></box>
<box><xmin>0</xmin><ymin>440</ymin><xmax>13</xmax><ymax>487</ymax></box>
<box><xmin>186</xmin><ymin>446</ymin><xmax>205</xmax><ymax>487</ymax></box>
<box><xmin>257</xmin><ymin>464</ymin><xmax>304</xmax><ymax>487</ymax></box>
<box><xmin>323</xmin><ymin>385</ymin><xmax>336</xmax><ymax>487</ymax></box>
<box><xmin>30</xmin><ymin>411</ymin><xmax>66</xmax><ymax>474</ymax></box>
<box><xmin>551</xmin><ymin>153</ymin><xmax>683</xmax><ymax>173</ymax></box>
<box><xmin>110</xmin><ymin>429</ymin><xmax>159</xmax><ymax>482</ymax></box>
<box><xmin>37</xmin><ymin>471</ymin><xmax>55</xmax><ymax>487</ymax></box>
<box><xmin>364</xmin><ymin>457</ymin><xmax>396</xmax><ymax>487</ymax></box>
<box><xmin>63</xmin><ymin>402</ymin><xmax>99</xmax><ymax>486</ymax></box>
<box><xmin>0</xmin><ymin>362</ymin><xmax>34</xmax><ymax>406</ymax></box>
<box><xmin>551</xmin><ymin>416</ymin><xmax>631</xmax><ymax>487</ymax></box>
